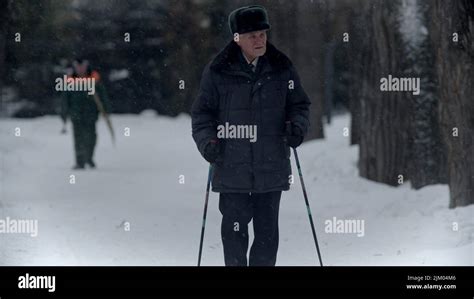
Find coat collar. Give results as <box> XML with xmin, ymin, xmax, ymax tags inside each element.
<box><xmin>209</xmin><ymin>40</ymin><xmax>292</xmax><ymax>75</ymax></box>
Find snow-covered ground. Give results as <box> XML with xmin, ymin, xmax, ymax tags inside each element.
<box><xmin>0</xmin><ymin>112</ymin><xmax>472</xmax><ymax>266</ymax></box>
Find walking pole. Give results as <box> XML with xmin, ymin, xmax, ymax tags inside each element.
<box><xmin>92</xmin><ymin>93</ymin><xmax>115</xmax><ymax>146</ymax></box>
<box><xmin>197</xmin><ymin>164</ymin><xmax>213</xmax><ymax>266</ymax></box>
<box><xmin>292</xmin><ymin>148</ymin><xmax>324</xmax><ymax>266</ymax></box>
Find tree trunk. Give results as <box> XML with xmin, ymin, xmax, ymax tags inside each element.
<box><xmin>358</xmin><ymin>1</ymin><xmax>412</xmax><ymax>186</ymax></box>
<box><xmin>348</xmin><ymin>0</ymin><xmax>371</xmax><ymax>146</ymax></box>
<box><xmin>399</xmin><ymin>0</ymin><xmax>448</xmax><ymax>189</ymax></box>
<box><xmin>296</xmin><ymin>0</ymin><xmax>325</xmax><ymax>140</ymax></box>
<box><xmin>431</xmin><ymin>0</ymin><xmax>474</xmax><ymax>208</ymax></box>
<box><xmin>0</xmin><ymin>0</ymin><xmax>10</xmax><ymax>95</ymax></box>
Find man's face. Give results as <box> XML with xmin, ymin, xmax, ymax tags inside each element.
<box><xmin>73</xmin><ymin>61</ymin><xmax>89</xmax><ymax>76</ymax></box>
<box><xmin>236</xmin><ymin>30</ymin><xmax>267</xmax><ymax>61</ymax></box>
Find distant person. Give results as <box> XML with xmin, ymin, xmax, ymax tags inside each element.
<box><xmin>60</xmin><ymin>58</ymin><xmax>111</xmax><ymax>170</ymax></box>
<box><xmin>191</xmin><ymin>6</ymin><xmax>311</xmax><ymax>266</ymax></box>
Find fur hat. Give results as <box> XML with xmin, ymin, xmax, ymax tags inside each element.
<box><xmin>228</xmin><ymin>5</ymin><xmax>271</xmax><ymax>35</ymax></box>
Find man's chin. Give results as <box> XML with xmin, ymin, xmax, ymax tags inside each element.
<box><xmin>255</xmin><ymin>49</ymin><xmax>266</xmax><ymax>57</ymax></box>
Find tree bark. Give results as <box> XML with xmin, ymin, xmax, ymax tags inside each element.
<box><xmin>431</xmin><ymin>0</ymin><xmax>474</xmax><ymax>208</ymax></box>
<box><xmin>0</xmin><ymin>0</ymin><xmax>10</xmax><ymax>95</ymax></box>
<box><xmin>358</xmin><ymin>1</ymin><xmax>412</xmax><ymax>186</ymax></box>
<box><xmin>399</xmin><ymin>0</ymin><xmax>448</xmax><ymax>189</ymax></box>
<box><xmin>347</xmin><ymin>0</ymin><xmax>371</xmax><ymax>146</ymax></box>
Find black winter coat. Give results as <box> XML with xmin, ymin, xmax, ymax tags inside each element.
<box><xmin>192</xmin><ymin>41</ymin><xmax>311</xmax><ymax>193</ymax></box>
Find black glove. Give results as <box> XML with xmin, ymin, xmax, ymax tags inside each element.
<box><xmin>203</xmin><ymin>139</ymin><xmax>220</xmax><ymax>163</ymax></box>
<box><xmin>285</xmin><ymin>121</ymin><xmax>304</xmax><ymax>148</ymax></box>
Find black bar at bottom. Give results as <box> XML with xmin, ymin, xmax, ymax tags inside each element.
<box><xmin>0</xmin><ymin>266</ymin><xmax>472</xmax><ymax>298</ymax></box>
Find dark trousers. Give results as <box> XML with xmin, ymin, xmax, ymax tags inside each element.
<box><xmin>72</xmin><ymin>120</ymin><xmax>97</xmax><ymax>166</ymax></box>
<box><xmin>219</xmin><ymin>191</ymin><xmax>282</xmax><ymax>266</ymax></box>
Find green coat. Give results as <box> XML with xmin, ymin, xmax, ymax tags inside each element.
<box><xmin>61</xmin><ymin>79</ymin><xmax>111</xmax><ymax>124</ymax></box>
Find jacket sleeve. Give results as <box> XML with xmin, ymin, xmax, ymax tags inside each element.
<box><xmin>191</xmin><ymin>64</ymin><xmax>219</xmax><ymax>158</ymax></box>
<box><xmin>286</xmin><ymin>65</ymin><xmax>311</xmax><ymax>136</ymax></box>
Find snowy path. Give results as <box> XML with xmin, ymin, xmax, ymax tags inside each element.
<box><xmin>0</xmin><ymin>112</ymin><xmax>472</xmax><ymax>265</ymax></box>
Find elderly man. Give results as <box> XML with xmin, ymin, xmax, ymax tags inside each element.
<box><xmin>192</xmin><ymin>5</ymin><xmax>311</xmax><ymax>266</ymax></box>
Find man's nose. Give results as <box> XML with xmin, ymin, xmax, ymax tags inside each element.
<box><xmin>255</xmin><ymin>37</ymin><xmax>265</xmax><ymax>45</ymax></box>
